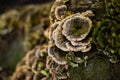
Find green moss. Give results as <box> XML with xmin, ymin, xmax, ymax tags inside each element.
<box><xmin>93</xmin><ymin>19</ymin><xmax>120</xmax><ymax>57</ymax></box>
<box><xmin>105</xmin><ymin>0</ymin><xmax>120</xmax><ymax>21</ymax></box>
<box><xmin>111</xmin><ymin>0</ymin><xmax>120</xmax><ymax>13</ymax></box>
<box><xmin>65</xmin><ymin>52</ymin><xmax>84</xmax><ymax>68</ymax></box>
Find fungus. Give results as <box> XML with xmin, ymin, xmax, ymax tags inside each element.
<box><xmin>55</xmin><ymin>5</ymin><xmax>67</xmax><ymax>20</ymax></box>
<box><xmin>48</xmin><ymin>44</ymin><xmax>67</xmax><ymax>65</ymax></box>
<box><xmin>50</xmin><ymin>10</ymin><xmax>94</xmax><ymax>52</ymax></box>
<box><xmin>25</xmin><ymin>47</ymin><xmax>40</xmax><ymax>67</ymax></box>
<box><xmin>52</xmin><ymin>24</ymin><xmax>69</xmax><ymax>51</ymax></box>
<box><xmin>49</xmin><ymin>22</ymin><xmax>60</xmax><ymax>42</ymax></box>
<box><xmin>50</xmin><ymin>0</ymin><xmax>64</xmax><ymax>22</ymax></box>
<box><xmin>46</xmin><ymin>56</ymin><xmax>68</xmax><ymax>80</ymax></box>
<box><xmin>12</xmin><ymin>45</ymin><xmax>49</xmax><ymax>80</ymax></box>
<box><xmin>50</xmin><ymin>0</ymin><xmax>71</xmax><ymax>23</ymax></box>
<box><xmin>12</xmin><ymin>66</ymin><xmax>33</xmax><ymax>80</ymax></box>
<box><xmin>62</xmin><ymin>14</ymin><xmax>92</xmax><ymax>41</ymax></box>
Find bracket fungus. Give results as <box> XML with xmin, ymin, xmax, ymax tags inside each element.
<box><xmin>50</xmin><ymin>0</ymin><xmax>64</xmax><ymax>22</ymax></box>
<box><xmin>12</xmin><ymin>45</ymin><xmax>49</xmax><ymax>80</ymax></box>
<box><xmin>50</xmin><ymin>0</ymin><xmax>71</xmax><ymax>23</ymax></box>
<box><xmin>48</xmin><ymin>44</ymin><xmax>67</xmax><ymax>65</ymax></box>
<box><xmin>46</xmin><ymin>56</ymin><xmax>68</xmax><ymax>80</ymax></box>
<box><xmin>55</xmin><ymin>5</ymin><xmax>67</xmax><ymax>20</ymax></box>
<box><xmin>50</xmin><ymin>10</ymin><xmax>94</xmax><ymax>52</ymax></box>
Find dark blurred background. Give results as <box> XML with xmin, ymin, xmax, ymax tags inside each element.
<box><xmin>0</xmin><ymin>0</ymin><xmax>52</xmax><ymax>13</ymax></box>
<box><xmin>0</xmin><ymin>0</ymin><xmax>53</xmax><ymax>79</ymax></box>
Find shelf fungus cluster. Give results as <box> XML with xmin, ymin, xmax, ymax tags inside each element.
<box><xmin>47</xmin><ymin>0</ymin><xmax>120</xmax><ymax>79</ymax></box>
<box><xmin>50</xmin><ymin>11</ymin><xmax>94</xmax><ymax>52</ymax></box>
<box><xmin>12</xmin><ymin>45</ymin><xmax>50</xmax><ymax>80</ymax></box>
<box><xmin>48</xmin><ymin>0</ymin><xmax>94</xmax><ymax>65</ymax></box>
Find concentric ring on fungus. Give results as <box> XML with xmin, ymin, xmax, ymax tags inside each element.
<box><xmin>62</xmin><ymin>14</ymin><xmax>92</xmax><ymax>41</ymax></box>
<box><xmin>50</xmin><ymin>10</ymin><xmax>94</xmax><ymax>52</ymax></box>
